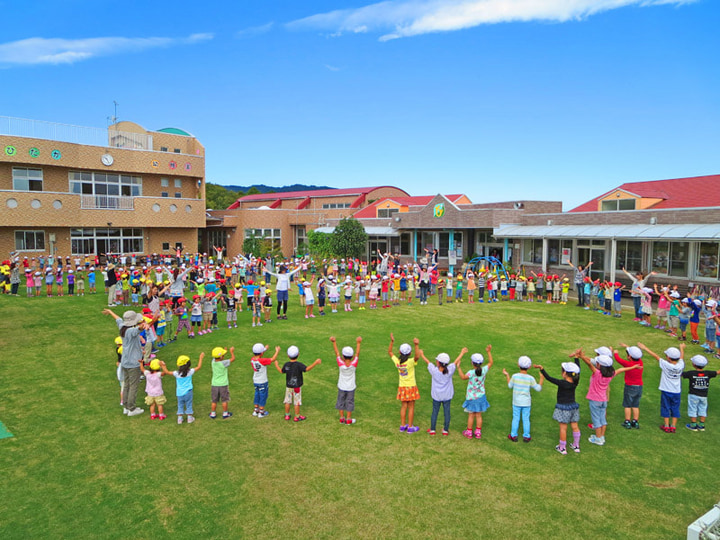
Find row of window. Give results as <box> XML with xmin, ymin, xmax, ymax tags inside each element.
<box><xmin>13</xmin><ymin>229</ymin><xmax>145</xmax><ymax>255</ymax></box>
<box><xmin>522</xmin><ymin>238</ymin><xmax>720</xmax><ymax>280</ymax></box>
<box><xmin>322</xmin><ymin>203</ymin><xmax>351</xmax><ymax>209</ymax></box>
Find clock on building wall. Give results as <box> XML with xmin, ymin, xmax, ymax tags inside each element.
<box><xmin>101</xmin><ymin>154</ymin><xmax>114</xmax><ymax>166</ymax></box>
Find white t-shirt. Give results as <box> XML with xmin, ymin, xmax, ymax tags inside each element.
<box><xmin>659</xmin><ymin>358</ymin><xmax>684</xmax><ymax>393</ymax></box>
<box><xmin>337</xmin><ymin>356</ymin><xmax>359</xmax><ymax>391</ymax></box>
<box><xmin>250</xmin><ymin>357</ymin><xmax>273</xmax><ymax>384</ymax></box>
<box><xmin>303</xmin><ymin>286</ymin><xmax>314</xmax><ymax>301</ymax></box>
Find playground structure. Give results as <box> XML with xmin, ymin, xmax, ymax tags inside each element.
<box><xmin>467</xmin><ymin>256</ymin><xmax>511</xmax><ymax>280</ymax></box>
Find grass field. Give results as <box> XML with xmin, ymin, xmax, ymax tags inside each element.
<box><xmin>1</xmin><ymin>289</ymin><xmax>718</xmax><ymax>539</ymax></box>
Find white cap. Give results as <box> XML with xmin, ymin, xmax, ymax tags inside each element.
<box><xmin>691</xmin><ymin>355</ymin><xmax>708</xmax><ymax>367</ymax></box>
<box><xmin>693</xmin><ymin>299</ymin><xmax>702</xmax><ymax>307</ymax></box>
<box><xmin>670</xmin><ymin>291</ymin><xmax>680</xmax><ymax>298</ymax></box>
<box><xmin>594</xmin><ymin>346</ymin><xmax>612</xmax><ymax>357</ymax></box>
<box><xmin>471</xmin><ymin>353</ymin><xmax>484</xmax><ymax>365</ymax></box>
<box><xmin>196</xmin><ymin>278</ymin><xmax>204</xmax><ymax>283</ymax></box>
<box><xmin>682</xmin><ymin>298</ymin><xmax>690</xmax><ymax>304</ymax></box>
<box><xmin>252</xmin><ymin>343</ymin><xmax>265</xmax><ymax>355</ymax></box>
<box><xmin>664</xmin><ymin>347</ymin><xmax>681</xmax><ymax>360</ymax></box>
<box><xmin>303</xmin><ymin>281</ymin><xmax>310</xmax><ymax>287</ymax></box>
<box><xmin>342</xmin><ymin>346</ymin><xmax>354</xmax><ymax>358</ymax></box>
<box><xmin>399</xmin><ymin>343</ymin><xmax>412</xmax><ymax>355</ymax></box>
<box><xmin>447</xmin><ymin>273</ymin><xmax>453</xmax><ymax>278</ymax></box>
<box><xmin>626</xmin><ymin>346</ymin><xmax>643</xmax><ymax>360</ymax></box>
<box><xmin>706</xmin><ymin>299</ymin><xmax>717</xmax><ymax>308</ymax></box>
<box><xmin>642</xmin><ymin>287</ymin><xmax>653</xmax><ymax>293</ymax></box>
<box><xmin>518</xmin><ymin>356</ymin><xmax>532</xmax><ymax>369</ymax></box>
<box><xmin>595</xmin><ymin>355</ymin><xmax>613</xmax><ymax>367</ymax></box>
<box><xmin>287</xmin><ymin>346</ymin><xmax>300</xmax><ymax>359</ymax></box>
<box><xmin>562</xmin><ymin>362</ymin><xmax>580</xmax><ymax>374</ymax></box>
<box><xmin>435</xmin><ymin>353</ymin><xmax>451</xmax><ymax>364</ymax></box>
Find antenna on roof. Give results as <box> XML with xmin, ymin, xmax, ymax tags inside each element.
<box><xmin>107</xmin><ymin>101</ymin><xmax>119</xmax><ymax>127</ymax></box>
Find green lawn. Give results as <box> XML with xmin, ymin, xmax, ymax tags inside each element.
<box><xmin>1</xmin><ymin>290</ymin><xmax>717</xmax><ymax>538</ymax></box>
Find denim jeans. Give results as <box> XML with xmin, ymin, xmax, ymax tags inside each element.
<box><xmin>511</xmin><ymin>405</ymin><xmax>531</xmax><ymax>438</ymax></box>
<box><xmin>254</xmin><ymin>382</ymin><xmax>269</xmax><ymax>407</ymax></box>
<box><xmin>575</xmin><ymin>283</ymin><xmax>584</xmax><ymax>306</ymax></box>
<box><xmin>177</xmin><ymin>390</ymin><xmax>194</xmax><ymax>415</ymax></box>
<box><xmin>419</xmin><ymin>285</ymin><xmax>428</xmax><ymax>303</ymax></box>
<box><xmin>633</xmin><ymin>296</ymin><xmax>641</xmax><ymax>318</ymax></box>
<box><xmin>431</xmin><ymin>399</ymin><xmax>451</xmax><ymax>431</ymax></box>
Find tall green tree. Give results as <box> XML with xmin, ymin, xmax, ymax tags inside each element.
<box><xmin>331</xmin><ymin>217</ymin><xmax>368</xmax><ymax>259</ymax></box>
<box><xmin>308</xmin><ymin>230</ymin><xmax>333</xmax><ymax>258</ymax></box>
<box><xmin>205</xmin><ymin>183</ymin><xmax>242</xmax><ymax>209</ymax></box>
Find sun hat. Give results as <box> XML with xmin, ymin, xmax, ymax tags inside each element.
<box><xmin>177</xmin><ymin>355</ymin><xmax>190</xmax><ymax>367</ymax></box>
<box><xmin>518</xmin><ymin>356</ymin><xmax>532</xmax><ymax>369</ymax></box>
<box><xmin>149</xmin><ymin>359</ymin><xmax>161</xmax><ymax>371</ymax></box>
<box><xmin>471</xmin><ymin>353</ymin><xmax>484</xmax><ymax>365</ymax></box>
<box><xmin>436</xmin><ymin>353</ymin><xmax>451</xmax><ymax>364</ymax></box>
<box><xmin>287</xmin><ymin>346</ymin><xmax>300</xmax><ymax>359</ymax></box>
<box><xmin>664</xmin><ymin>347</ymin><xmax>681</xmax><ymax>360</ymax></box>
<box><xmin>121</xmin><ymin>311</ymin><xmax>143</xmax><ymax>327</ymax></box>
<box><xmin>691</xmin><ymin>355</ymin><xmax>708</xmax><ymax>368</ymax></box>
<box><xmin>595</xmin><ymin>355</ymin><xmax>613</xmax><ymax>367</ymax></box>
<box><xmin>562</xmin><ymin>362</ymin><xmax>580</xmax><ymax>374</ymax></box>
<box><xmin>626</xmin><ymin>346</ymin><xmax>643</xmax><ymax>360</ymax></box>
<box><xmin>114</xmin><ymin>336</ymin><xmax>123</xmax><ymax>345</ymax></box>
<box><xmin>399</xmin><ymin>343</ymin><xmax>412</xmax><ymax>355</ymax></box>
<box><xmin>252</xmin><ymin>343</ymin><xmax>265</xmax><ymax>355</ymax></box>
<box><xmin>212</xmin><ymin>347</ymin><xmax>227</xmax><ymax>358</ymax></box>
<box><xmin>594</xmin><ymin>346</ymin><xmax>612</xmax><ymax>357</ymax></box>
<box><xmin>342</xmin><ymin>346</ymin><xmax>354</xmax><ymax>358</ymax></box>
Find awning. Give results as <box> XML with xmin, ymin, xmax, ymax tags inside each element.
<box><xmin>494</xmin><ymin>223</ymin><xmax>720</xmax><ymax>241</ymax></box>
<box><xmin>314</xmin><ymin>226</ymin><xmax>400</xmax><ymax>237</ymax></box>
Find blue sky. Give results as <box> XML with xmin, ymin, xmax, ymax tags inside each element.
<box><xmin>1</xmin><ymin>0</ymin><xmax>717</xmax><ymax>210</ymax></box>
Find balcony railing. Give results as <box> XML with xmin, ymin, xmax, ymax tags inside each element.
<box><xmin>80</xmin><ymin>195</ymin><xmax>134</xmax><ymax>210</ymax></box>
<box><xmin>0</xmin><ymin>116</ymin><xmax>152</xmax><ymax>150</ymax></box>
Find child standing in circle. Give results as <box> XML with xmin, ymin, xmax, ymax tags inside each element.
<box><xmin>330</xmin><ymin>336</ymin><xmax>362</xmax><ymax>424</ymax></box>
<box><xmin>388</xmin><ymin>333</ymin><xmax>421</xmax><ymax>433</ymax></box>
<box><xmin>683</xmin><ymin>354</ymin><xmax>720</xmax><ymax>431</ymax></box>
<box><xmin>275</xmin><ymin>345</ymin><xmax>322</xmax><ymax>422</ymax></box>
<box><xmin>140</xmin><ymin>359</ymin><xmax>167</xmax><ymax>420</ymax></box>
<box><xmin>250</xmin><ymin>343</ymin><xmax>280</xmax><ymax>417</ymax></box>
<box><xmin>421</xmin><ymin>347</ymin><xmax>467</xmax><ymax>435</ymax></box>
<box><xmin>162</xmin><ymin>353</ymin><xmax>204</xmax><ymax>424</ymax></box>
<box><xmin>458</xmin><ymin>345</ymin><xmax>493</xmax><ymax>440</ymax></box>
<box><xmin>639</xmin><ymin>343</ymin><xmax>685</xmax><ymax>433</ymax></box>
<box><xmin>615</xmin><ymin>344</ymin><xmax>644</xmax><ymax>429</ymax></box>
<box><xmin>502</xmin><ymin>356</ymin><xmax>544</xmax><ymax>443</ymax></box>
<box><xmin>209</xmin><ymin>346</ymin><xmax>236</xmax><ymax>419</ymax></box>
<box><xmin>538</xmin><ymin>355</ymin><xmax>582</xmax><ymax>454</ymax></box>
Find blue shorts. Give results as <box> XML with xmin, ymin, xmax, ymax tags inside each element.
<box><xmin>706</xmin><ymin>326</ymin><xmax>717</xmax><ymax>343</ymax></box>
<box><xmin>688</xmin><ymin>394</ymin><xmax>708</xmax><ymax>418</ymax></box>
<box><xmin>660</xmin><ymin>391</ymin><xmax>681</xmax><ymax>419</ymax></box>
<box><xmin>622</xmin><ymin>385</ymin><xmax>643</xmax><ymax>408</ymax></box>
<box><xmin>191</xmin><ymin>315</ymin><xmax>202</xmax><ymax>323</ymax></box>
<box><xmin>254</xmin><ymin>382</ymin><xmax>269</xmax><ymax>407</ymax></box>
<box><xmin>588</xmin><ymin>400</ymin><xmax>607</xmax><ymax>428</ymax></box>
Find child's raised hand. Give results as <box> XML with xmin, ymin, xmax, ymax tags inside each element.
<box><xmin>534</xmin><ymin>364</ymin><xmax>544</xmax><ymax>371</ymax></box>
<box><xmin>390</xmin><ymin>333</ymin><xmax>394</xmax><ymax>341</ymax></box>
<box><xmin>619</xmin><ymin>342</ymin><xmax>627</xmax><ymax>348</ymax></box>
<box><xmin>329</xmin><ymin>336</ymin><xmax>336</xmax><ymax>343</ymax></box>
<box><xmin>413</xmin><ymin>338</ymin><xmax>419</xmax><ymax>345</ymax></box>
<box><xmin>275</xmin><ymin>346</ymin><xmax>280</xmax><ymax>353</ymax></box>
<box><xmin>357</xmin><ymin>336</ymin><xmax>362</xmax><ymax>343</ymax></box>
<box><xmin>461</xmin><ymin>347</ymin><xmax>468</xmax><ymax>354</ymax></box>
<box><xmin>502</xmin><ymin>368</ymin><xmax>509</xmax><ymax>376</ymax></box>
<box><xmin>229</xmin><ymin>346</ymin><xmax>235</xmax><ymax>354</ymax></box>
<box><xmin>486</xmin><ymin>344</ymin><xmax>492</xmax><ymax>353</ymax></box>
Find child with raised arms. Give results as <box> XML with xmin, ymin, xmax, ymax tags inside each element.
<box><xmin>388</xmin><ymin>333</ymin><xmax>421</xmax><ymax>433</ymax></box>
<box><xmin>330</xmin><ymin>336</ymin><xmax>362</xmax><ymax>424</ymax></box>
<box><xmin>458</xmin><ymin>345</ymin><xmax>493</xmax><ymax>440</ymax></box>
<box><xmin>502</xmin><ymin>355</ymin><xmax>543</xmax><ymax>443</ymax></box>
<box><xmin>421</xmin><ymin>347</ymin><xmax>466</xmax><ymax>435</ymax></box>
<box><xmin>640</xmin><ymin>342</ymin><xmax>685</xmax><ymax>433</ymax></box>
<box><xmin>682</xmin><ymin>354</ymin><xmax>719</xmax><ymax>432</ymax></box>
<box><xmin>538</xmin><ymin>355</ymin><xmax>581</xmax><ymax>454</ymax></box>
<box><xmin>139</xmin><ymin>359</ymin><xmax>167</xmax><ymax>420</ymax></box>
<box><xmin>209</xmin><ymin>346</ymin><xmax>236</xmax><ymax>419</ymax></box>
<box><xmin>275</xmin><ymin>345</ymin><xmax>322</xmax><ymax>422</ymax></box>
<box><xmin>161</xmin><ymin>353</ymin><xmax>204</xmax><ymax>424</ymax></box>
<box><xmin>615</xmin><ymin>344</ymin><xmax>644</xmax><ymax>429</ymax></box>
<box><xmin>250</xmin><ymin>343</ymin><xmax>280</xmax><ymax>417</ymax></box>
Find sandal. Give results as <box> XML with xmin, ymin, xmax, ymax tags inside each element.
<box><xmin>463</xmin><ymin>429</ymin><xmax>473</xmax><ymax>439</ymax></box>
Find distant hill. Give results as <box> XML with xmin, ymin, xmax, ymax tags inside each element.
<box><xmin>221</xmin><ymin>184</ymin><xmax>333</xmax><ymax>194</ymax></box>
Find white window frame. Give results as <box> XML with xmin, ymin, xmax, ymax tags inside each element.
<box><xmin>13</xmin><ymin>168</ymin><xmax>43</xmax><ymax>191</ymax></box>
<box><xmin>15</xmin><ymin>230</ymin><xmax>45</xmax><ymax>251</ymax></box>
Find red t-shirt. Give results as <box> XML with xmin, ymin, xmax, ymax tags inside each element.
<box><xmin>614</xmin><ymin>353</ymin><xmax>643</xmax><ymax>386</ymax></box>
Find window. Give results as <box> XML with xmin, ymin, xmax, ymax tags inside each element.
<box><xmin>652</xmin><ymin>241</ymin><xmax>688</xmax><ymax>277</ymax></box>
<box><xmin>378</xmin><ymin>208</ymin><xmax>399</xmax><ymax>219</ymax></box>
<box><xmin>295</xmin><ymin>226</ymin><xmax>307</xmax><ymax>249</ymax></box>
<box><xmin>162</xmin><ymin>242</ymin><xmax>170</xmax><ymax>251</ymax></box>
<box><xmin>71</xmin><ymin>228</ymin><xmax>143</xmax><ymax>255</ymax></box>
<box><xmin>13</xmin><ymin>168</ymin><xmax>43</xmax><ymax>191</ymax></box>
<box><xmin>400</xmin><ymin>233</ymin><xmax>411</xmax><ymax>256</ymax></box>
<box><xmin>244</xmin><ymin>228</ymin><xmax>281</xmax><ymax>251</ymax></box>
<box><xmin>616</xmin><ymin>240</ymin><xmax>643</xmax><ymax>273</ymax></box>
<box><xmin>160</xmin><ymin>147</ymin><xmax>168</xmax><ymax>152</ymax></box>
<box><xmin>322</xmin><ymin>202</ymin><xmax>351</xmax><ymax>209</ymax></box>
<box><xmin>161</xmin><ymin>178</ymin><xmax>169</xmax><ymax>187</ymax></box>
<box><xmin>174</xmin><ymin>192</ymin><xmax>182</xmax><ymax>198</ymax></box>
<box><xmin>601</xmin><ymin>198</ymin><xmax>636</xmax><ymax>211</ymax></box>
<box><xmin>173</xmin><ymin>148</ymin><xmax>181</xmax><ymax>153</ymax></box>
<box><xmin>522</xmin><ymin>239</ymin><xmax>543</xmax><ymax>264</ymax></box>
<box><xmin>161</xmin><ymin>192</ymin><xmax>168</xmax><ymax>198</ymax></box>
<box><xmin>697</xmin><ymin>242</ymin><xmax>719</xmax><ymax>279</ymax></box>
<box><xmin>547</xmin><ymin>239</ymin><xmax>573</xmax><ymax>265</ymax></box>
<box><xmin>174</xmin><ymin>179</ymin><xmax>182</xmax><ymax>188</ymax></box>
<box><xmin>70</xmin><ymin>171</ymin><xmax>142</xmax><ymax>198</ymax></box>
<box><xmin>15</xmin><ymin>230</ymin><xmax>45</xmax><ymax>251</ymax></box>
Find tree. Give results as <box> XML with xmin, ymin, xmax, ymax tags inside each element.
<box><xmin>308</xmin><ymin>230</ymin><xmax>333</xmax><ymax>258</ymax></box>
<box><xmin>205</xmin><ymin>183</ymin><xmax>242</xmax><ymax>210</ymax></box>
<box><xmin>242</xmin><ymin>232</ymin><xmax>264</xmax><ymax>257</ymax></box>
<box><xmin>331</xmin><ymin>217</ymin><xmax>368</xmax><ymax>259</ymax></box>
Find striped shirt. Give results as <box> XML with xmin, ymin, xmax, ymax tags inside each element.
<box><xmin>508</xmin><ymin>372</ymin><xmax>542</xmax><ymax>407</ymax></box>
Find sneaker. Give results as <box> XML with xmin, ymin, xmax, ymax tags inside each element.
<box><xmin>407</xmin><ymin>426</ymin><xmax>420</xmax><ymax>433</ymax></box>
<box><xmin>507</xmin><ymin>434</ymin><xmax>518</xmax><ymax>442</ymax></box>
<box><xmin>222</xmin><ymin>412</ymin><xmax>233</xmax><ymax>419</ymax></box>
<box><xmin>150</xmin><ymin>414</ymin><xmax>158</xmax><ymax>420</ymax></box>
<box><xmin>178</xmin><ymin>416</ymin><xmax>184</xmax><ymax>424</ymax></box>
<box><xmin>158</xmin><ymin>414</ymin><xmax>166</xmax><ymax>420</ymax></box>
<box><xmin>475</xmin><ymin>428</ymin><xmax>482</xmax><ymax>439</ymax></box>
<box><xmin>123</xmin><ymin>408</ymin><xmax>129</xmax><ymax>415</ymax></box>
<box><xmin>441</xmin><ymin>430</ymin><xmax>449</xmax><ymax>436</ymax></box>
<box><xmin>427</xmin><ymin>429</ymin><xmax>436</xmax><ymax>435</ymax></box>
<box><xmin>346</xmin><ymin>418</ymin><xmax>356</xmax><ymax>424</ymax></box>
<box><xmin>294</xmin><ymin>415</ymin><xmax>306</xmax><ymax>422</ymax></box>
<box><xmin>555</xmin><ymin>445</ymin><xmax>567</xmax><ymax>455</ymax></box>
<box><xmin>588</xmin><ymin>435</ymin><xmax>604</xmax><ymax>445</ymax></box>
<box><xmin>698</xmin><ymin>424</ymin><xmax>705</xmax><ymax>431</ymax></box>
<box><xmin>285</xmin><ymin>414</ymin><xmax>291</xmax><ymax>421</ymax></box>
<box><xmin>252</xmin><ymin>410</ymin><xmax>259</xmax><ymax>417</ymax></box>
<box><xmin>622</xmin><ymin>420</ymin><xmax>632</xmax><ymax>429</ymax></box>
<box><xmin>685</xmin><ymin>423</ymin><xmax>698</xmax><ymax>431</ymax></box>
<box><xmin>569</xmin><ymin>443</ymin><xmax>581</xmax><ymax>453</ymax></box>
<box><xmin>668</xmin><ymin>426</ymin><xmax>676</xmax><ymax>433</ymax></box>
<box><xmin>339</xmin><ymin>418</ymin><xmax>346</xmax><ymax>424</ymax></box>
<box><xmin>400</xmin><ymin>425</ymin><xmax>408</xmax><ymax>432</ymax></box>
<box><xmin>187</xmin><ymin>415</ymin><xmax>195</xmax><ymax>424</ymax></box>
<box><xmin>463</xmin><ymin>429</ymin><xmax>473</xmax><ymax>439</ymax></box>
<box><xmin>127</xmin><ymin>408</ymin><xmax>144</xmax><ymax>417</ymax></box>
<box><xmin>523</xmin><ymin>436</ymin><xmax>531</xmax><ymax>443</ymax></box>
<box><xmin>209</xmin><ymin>412</ymin><xmax>217</xmax><ymax>419</ymax></box>
<box><xmin>258</xmin><ymin>411</ymin><xmax>269</xmax><ymax>418</ymax></box>
<box><xmin>631</xmin><ymin>420</ymin><xmax>640</xmax><ymax>429</ymax></box>
<box><xmin>659</xmin><ymin>425</ymin><xmax>670</xmax><ymax>433</ymax></box>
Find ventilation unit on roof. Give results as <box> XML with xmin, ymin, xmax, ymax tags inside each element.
<box><xmin>513</xmin><ymin>202</ymin><xmax>524</xmax><ymax>210</ymax></box>
<box><xmin>650</xmin><ymin>217</ymin><xmax>657</xmax><ymax>225</ymax></box>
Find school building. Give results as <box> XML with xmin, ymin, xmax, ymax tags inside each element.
<box><xmin>492</xmin><ymin>175</ymin><xmax>720</xmax><ymax>289</ymax></box>
<box><xmin>0</xmin><ymin>117</ymin><xmax>206</xmax><ymax>260</ymax></box>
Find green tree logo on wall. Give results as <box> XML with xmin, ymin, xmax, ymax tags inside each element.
<box><xmin>433</xmin><ymin>203</ymin><xmax>445</xmax><ymax>218</ymax></box>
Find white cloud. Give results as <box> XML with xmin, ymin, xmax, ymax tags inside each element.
<box><xmin>0</xmin><ymin>33</ymin><xmax>214</xmax><ymax>66</ymax></box>
<box><xmin>235</xmin><ymin>22</ymin><xmax>275</xmax><ymax>38</ymax></box>
<box><xmin>287</xmin><ymin>0</ymin><xmax>696</xmax><ymax>41</ymax></box>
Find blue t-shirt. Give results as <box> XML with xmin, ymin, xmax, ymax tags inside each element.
<box><xmin>613</xmin><ymin>287</ymin><xmax>622</xmax><ymax>302</ymax></box>
<box><xmin>174</xmin><ymin>369</ymin><xmax>195</xmax><ymax>396</ymax></box>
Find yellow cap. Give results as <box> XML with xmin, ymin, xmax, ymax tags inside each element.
<box><xmin>260</xmin><ymin>280</ymin><xmax>266</xmax><ymax>286</ymax></box>
<box><xmin>149</xmin><ymin>359</ymin><xmax>161</xmax><ymax>370</ymax></box>
<box><xmin>212</xmin><ymin>347</ymin><xmax>227</xmax><ymax>358</ymax></box>
<box><xmin>114</xmin><ymin>336</ymin><xmax>123</xmax><ymax>345</ymax></box>
<box><xmin>265</xmin><ymin>289</ymin><xmax>271</xmax><ymax>294</ymax></box>
<box><xmin>142</xmin><ymin>316</ymin><xmax>152</xmax><ymax>323</ymax></box>
<box><xmin>177</xmin><ymin>355</ymin><xmax>190</xmax><ymax>367</ymax></box>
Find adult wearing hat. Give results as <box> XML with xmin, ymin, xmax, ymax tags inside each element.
<box><xmin>103</xmin><ymin>309</ymin><xmax>147</xmax><ymax>416</ymax></box>
<box><xmin>106</xmin><ymin>263</ymin><xmax>118</xmax><ymax>307</ymax></box>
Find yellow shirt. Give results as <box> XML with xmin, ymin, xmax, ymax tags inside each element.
<box><xmin>392</xmin><ymin>354</ymin><xmax>418</xmax><ymax>387</ymax></box>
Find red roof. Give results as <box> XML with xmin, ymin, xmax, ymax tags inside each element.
<box><xmin>227</xmin><ymin>186</ymin><xmax>408</xmax><ymax>209</ymax></box>
<box><xmin>351</xmin><ymin>195</ymin><xmax>467</xmax><ymax>219</ymax></box>
<box><xmin>570</xmin><ymin>175</ymin><xmax>720</xmax><ymax>212</ymax></box>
